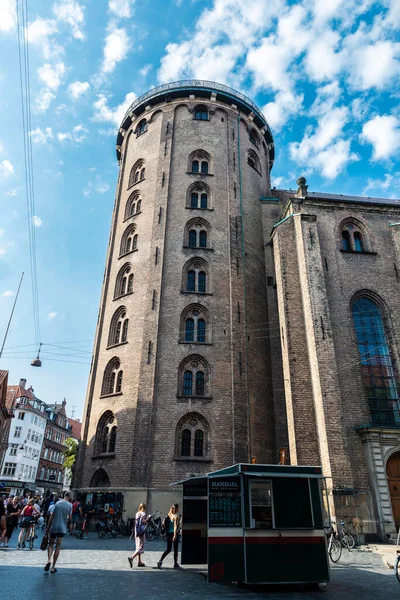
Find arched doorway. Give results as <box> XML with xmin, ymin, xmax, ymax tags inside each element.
<box><xmin>90</xmin><ymin>468</ymin><xmax>110</xmax><ymax>488</ymax></box>
<box><xmin>387</xmin><ymin>452</ymin><xmax>400</xmax><ymax>530</ymax></box>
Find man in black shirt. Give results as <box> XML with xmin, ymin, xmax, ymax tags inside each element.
<box><xmin>80</xmin><ymin>499</ymin><xmax>94</xmax><ymax>538</ymax></box>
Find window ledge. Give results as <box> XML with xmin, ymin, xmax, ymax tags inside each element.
<box><xmin>176</xmin><ymin>395</ymin><xmax>213</xmax><ymax>402</ymax></box>
<box><xmin>178</xmin><ymin>341</ymin><xmax>212</xmax><ymax>346</ymax></box>
<box><xmin>181</xmin><ymin>291</ymin><xmax>213</xmax><ymax>296</ymax></box>
<box><xmin>340</xmin><ymin>249</ymin><xmax>377</xmax><ymax>255</ymax></box>
<box><xmin>136</xmin><ymin>130</ymin><xmax>148</xmax><ymax>138</ymax></box>
<box><xmin>99</xmin><ymin>392</ymin><xmax>123</xmax><ymax>399</ymax></box>
<box><xmin>113</xmin><ymin>291</ymin><xmax>133</xmax><ymax>301</ymax></box>
<box><xmin>123</xmin><ymin>211</ymin><xmax>142</xmax><ymax>223</ymax></box>
<box><xmin>127</xmin><ymin>179</ymin><xmax>145</xmax><ymax>191</ymax></box>
<box><xmin>193</xmin><ymin>117</ymin><xmax>209</xmax><ymax>122</ymax></box>
<box><xmin>92</xmin><ymin>453</ymin><xmax>116</xmax><ymax>459</ymax></box>
<box><xmin>185</xmin><ymin>206</ymin><xmax>214</xmax><ymax>211</ymax></box>
<box><xmin>186</xmin><ymin>172</ymin><xmax>214</xmax><ymax>177</ymax></box>
<box><xmin>248</xmin><ymin>164</ymin><xmax>262</xmax><ymax>176</ymax></box>
<box><xmin>183</xmin><ymin>246</ymin><xmax>213</xmax><ymax>251</ymax></box>
<box><xmin>119</xmin><ymin>248</ymin><xmax>138</xmax><ymax>259</ymax></box>
<box><xmin>173</xmin><ymin>457</ymin><xmax>212</xmax><ymax>462</ymax></box>
<box><xmin>106</xmin><ymin>341</ymin><xmax>128</xmax><ymax>350</ymax></box>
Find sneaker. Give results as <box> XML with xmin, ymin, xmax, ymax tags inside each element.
<box><xmin>174</xmin><ymin>564</ymin><xmax>181</xmax><ymax>569</ymax></box>
<box><xmin>157</xmin><ymin>561</ymin><xmax>162</xmax><ymax>569</ymax></box>
<box><xmin>17</xmin><ymin>543</ymin><xmax>20</xmax><ymax>549</ymax></box>
<box><xmin>22</xmin><ymin>543</ymin><xmax>26</xmax><ymax>548</ymax></box>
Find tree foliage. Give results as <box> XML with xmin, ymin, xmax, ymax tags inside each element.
<box><xmin>63</xmin><ymin>437</ymin><xmax>78</xmax><ymax>476</ymax></box>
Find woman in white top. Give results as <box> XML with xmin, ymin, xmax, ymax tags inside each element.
<box><xmin>128</xmin><ymin>503</ymin><xmax>149</xmax><ymax>568</ymax></box>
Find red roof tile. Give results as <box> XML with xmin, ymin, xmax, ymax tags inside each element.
<box><xmin>68</xmin><ymin>418</ymin><xmax>82</xmax><ymax>440</ymax></box>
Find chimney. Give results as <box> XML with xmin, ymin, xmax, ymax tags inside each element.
<box><xmin>19</xmin><ymin>378</ymin><xmax>27</xmax><ymax>389</ymax></box>
<box><xmin>295</xmin><ymin>176</ymin><xmax>308</xmax><ymax>198</ymax></box>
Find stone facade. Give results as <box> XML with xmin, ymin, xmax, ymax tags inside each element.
<box><xmin>75</xmin><ymin>81</ymin><xmax>400</xmax><ymax>540</ymax></box>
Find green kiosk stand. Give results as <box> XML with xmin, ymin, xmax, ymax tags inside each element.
<box><xmin>177</xmin><ymin>463</ymin><xmax>330</xmax><ymax>585</ymax></box>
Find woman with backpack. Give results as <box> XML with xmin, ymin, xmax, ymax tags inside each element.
<box><xmin>157</xmin><ymin>503</ymin><xmax>181</xmax><ymax>569</ymax></box>
<box><xmin>128</xmin><ymin>502</ymin><xmax>149</xmax><ymax>568</ymax></box>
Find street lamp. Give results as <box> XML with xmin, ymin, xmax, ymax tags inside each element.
<box><xmin>31</xmin><ymin>343</ymin><xmax>42</xmax><ymax>367</ymax></box>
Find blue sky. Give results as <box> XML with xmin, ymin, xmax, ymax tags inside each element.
<box><xmin>0</xmin><ymin>0</ymin><xmax>399</xmax><ymax>419</ymax></box>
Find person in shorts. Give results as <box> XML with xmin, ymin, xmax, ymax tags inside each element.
<box><xmin>44</xmin><ymin>492</ymin><xmax>72</xmax><ymax>574</ymax></box>
<box><xmin>70</xmin><ymin>498</ymin><xmax>81</xmax><ymax>535</ymax></box>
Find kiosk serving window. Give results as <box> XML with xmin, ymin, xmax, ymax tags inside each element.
<box><xmin>250</xmin><ymin>481</ymin><xmax>272</xmax><ymax>529</ymax></box>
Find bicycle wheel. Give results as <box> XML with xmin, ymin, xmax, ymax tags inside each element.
<box><xmin>345</xmin><ymin>532</ymin><xmax>355</xmax><ymax>549</ymax></box>
<box><xmin>395</xmin><ymin>556</ymin><xmax>400</xmax><ymax>584</ymax></box>
<box><xmin>29</xmin><ymin>534</ymin><xmax>34</xmax><ymax>550</ymax></box>
<box><xmin>146</xmin><ymin>527</ymin><xmax>155</xmax><ymax>541</ymax></box>
<box><xmin>329</xmin><ymin>538</ymin><xmax>342</xmax><ymax>563</ymax></box>
<box><xmin>111</xmin><ymin>529</ymin><xmax>118</xmax><ymax>538</ymax></box>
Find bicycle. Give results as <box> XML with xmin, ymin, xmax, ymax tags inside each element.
<box><xmin>394</xmin><ymin>529</ymin><xmax>400</xmax><ymax>584</ymax></box>
<box><xmin>27</xmin><ymin>517</ymin><xmax>39</xmax><ymax>550</ymax></box>
<box><xmin>96</xmin><ymin>517</ymin><xmax>118</xmax><ymax>538</ymax></box>
<box><xmin>145</xmin><ymin>512</ymin><xmax>167</xmax><ymax>541</ymax></box>
<box><xmin>326</xmin><ymin>526</ymin><xmax>342</xmax><ymax>563</ymax></box>
<box><xmin>338</xmin><ymin>520</ymin><xmax>356</xmax><ymax>550</ymax></box>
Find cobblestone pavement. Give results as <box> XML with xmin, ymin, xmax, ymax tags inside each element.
<box><xmin>0</xmin><ymin>533</ymin><xmax>398</xmax><ymax>600</ymax></box>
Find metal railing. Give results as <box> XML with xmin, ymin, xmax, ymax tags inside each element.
<box><xmin>120</xmin><ymin>80</ymin><xmax>269</xmax><ymax>130</ymax></box>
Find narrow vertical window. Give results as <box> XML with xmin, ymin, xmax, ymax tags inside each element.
<box><xmin>199</xmin><ymin>231</ymin><xmax>207</xmax><ymax>248</ymax></box>
<box><xmin>200</xmin><ymin>193</ymin><xmax>207</xmax><ymax>209</ymax></box>
<box><xmin>181</xmin><ymin>429</ymin><xmax>191</xmax><ymax>456</ymax></box>
<box><xmin>109</xmin><ymin>371</ymin><xmax>116</xmax><ymax>394</ymax></box>
<box><xmin>127</xmin><ymin>273</ymin><xmax>134</xmax><ymax>293</ymax></box>
<box><xmin>352</xmin><ymin>297</ymin><xmax>400</xmax><ymax>425</ymax></box>
<box><xmin>116</xmin><ymin>370</ymin><xmax>123</xmax><ymax>393</ymax></box>
<box><xmin>121</xmin><ymin>319</ymin><xmax>129</xmax><ymax>343</ymax></box>
<box><xmin>185</xmin><ymin>318</ymin><xmax>195</xmax><ymax>342</ymax></box>
<box><xmin>115</xmin><ymin>321</ymin><xmax>122</xmax><ymax>344</ymax></box>
<box><xmin>183</xmin><ymin>371</ymin><xmax>193</xmax><ymax>395</ymax></box>
<box><xmin>188</xmin><ymin>230</ymin><xmax>197</xmax><ymax>247</ymax></box>
<box><xmin>191</xmin><ymin>192</ymin><xmax>198</xmax><ymax>208</ymax></box>
<box><xmin>109</xmin><ymin>426</ymin><xmax>117</xmax><ymax>453</ymax></box>
<box><xmin>136</xmin><ymin>200</ymin><xmax>141</xmax><ymax>212</ymax></box>
<box><xmin>192</xmin><ymin>160</ymin><xmax>199</xmax><ymax>173</ymax></box>
<box><xmin>198</xmin><ymin>271</ymin><xmax>206</xmax><ymax>293</ymax></box>
<box><xmin>195</xmin><ymin>371</ymin><xmax>205</xmax><ymax>395</ymax></box>
<box><xmin>101</xmin><ymin>428</ymin><xmax>109</xmax><ymax>453</ymax></box>
<box><xmin>201</xmin><ymin>161</ymin><xmax>208</xmax><ymax>174</ymax></box>
<box><xmin>194</xmin><ymin>430</ymin><xmax>204</xmax><ymax>456</ymax></box>
<box><xmin>354</xmin><ymin>232</ymin><xmax>363</xmax><ymax>252</ymax></box>
<box><xmin>132</xmin><ymin>234</ymin><xmax>138</xmax><ymax>250</ymax></box>
<box><xmin>197</xmin><ymin>319</ymin><xmax>206</xmax><ymax>342</ymax></box>
<box><xmin>187</xmin><ymin>270</ymin><xmax>196</xmax><ymax>292</ymax></box>
<box><xmin>121</xmin><ymin>275</ymin><xmax>128</xmax><ymax>296</ymax></box>
<box><xmin>342</xmin><ymin>230</ymin><xmax>351</xmax><ymax>251</ymax></box>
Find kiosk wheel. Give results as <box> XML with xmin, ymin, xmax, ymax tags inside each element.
<box><xmin>329</xmin><ymin>538</ymin><xmax>342</xmax><ymax>563</ymax></box>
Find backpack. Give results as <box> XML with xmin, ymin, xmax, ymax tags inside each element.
<box><xmin>136</xmin><ymin>514</ymin><xmax>146</xmax><ymax>536</ymax></box>
<box><xmin>161</xmin><ymin>515</ymin><xmax>169</xmax><ymax>533</ymax></box>
<box><xmin>72</xmin><ymin>501</ymin><xmax>80</xmax><ymax>514</ymax></box>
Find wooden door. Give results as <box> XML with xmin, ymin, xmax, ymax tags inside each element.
<box><xmin>387</xmin><ymin>452</ymin><xmax>400</xmax><ymax>530</ymax></box>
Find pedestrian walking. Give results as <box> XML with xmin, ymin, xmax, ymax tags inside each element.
<box><xmin>80</xmin><ymin>498</ymin><xmax>94</xmax><ymax>538</ymax></box>
<box><xmin>70</xmin><ymin>498</ymin><xmax>81</xmax><ymax>535</ymax></box>
<box><xmin>157</xmin><ymin>503</ymin><xmax>181</xmax><ymax>569</ymax></box>
<box><xmin>18</xmin><ymin>498</ymin><xmax>40</xmax><ymax>548</ymax></box>
<box><xmin>44</xmin><ymin>492</ymin><xmax>72</xmax><ymax>574</ymax></box>
<box><xmin>3</xmin><ymin>496</ymin><xmax>22</xmax><ymax>548</ymax></box>
<box><xmin>128</xmin><ymin>503</ymin><xmax>149</xmax><ymax>568</ymax></box>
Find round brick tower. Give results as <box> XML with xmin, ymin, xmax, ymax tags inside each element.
<box><xmin>75</xmin><ymin>81</ymin><xmax>278</xmax><ymax>511</ymax></box>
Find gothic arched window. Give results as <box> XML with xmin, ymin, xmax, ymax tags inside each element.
<box><xmin>178</xmin><ymin>355</ymin><xmax>210</xmax><ymax>397</ymax></box>
<box><xmin>128</xmin><ymin>159</ymin><xmax>145</xmax><ymax>188</ymax></box>
<box><xmin>125</xmin><ymin>191</ymin><xmax>142</xmax><ymax>220</ymax></box>
<box><xmin>182</xmin><ymin>258</ymin><xmax>209</xmax><ymax>294</ymax></box>
<box><xmin>108</xmin><ymin>307</ymin><xmax>128</xmax><ymax>347</ymax></box>
<box><xmin>95</xmin><ymin>412</ymin><xmax>117</xmax><ymax>455</ymax></box>
<box><xmin>187</xmin><ymin>183</ymin><xmax>210</xmax><ymax>210</ymax></box>
<box><xmin>180</xmin><ymin>305</ymin><xmax>210</xmax><ymax>344</ymax></box>
<box><xmin>120</xmin><ymin>224</ymin><xmax>137</xmax><ymax>256</ymax></box>
<box><xmin>247</xmin><ymin>149</ymin><xmax>261</xmax><ymax>174</ymax></box>
<box><xmin>352</xmin><ymin>296</ymin><xmax>400</xmax><ymax>425</ymax></box>
<box><xmin>136</xmin><ymin>119</ymin><xmax>148</xmax><ymax>136</ymax></box>
<box><xmin>115</xmin><ymin>264</ymin><xmax>134</xmax><ymax>298</ymax></box>
<box><xmin>175</xmin><ymin>413</ymin><xmax>210</xmax><ymax>458</ymax></box>
<box><xmin>188</xmin><ymin>149</ymin><xmax>211</xmax><ymax>176</ymax></box>
<box><xmin>184</xmin><ymin>218</ymin><xmax>211</xmax><ymax>249</ymax></box>
<box><xmin>340</xmin><ymin>218</ymin><xmax>370</xmax><ymax>253</ymax></box>
<box><xmin>101</xmin><ymin>358</ymin><xmax>123</xmax><ymax>396</ymax></box>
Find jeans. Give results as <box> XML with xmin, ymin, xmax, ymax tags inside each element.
<box><xmin>160</xmin><ymin>532</ymin><xmax>179</xmax><ymax>564</ymax></box>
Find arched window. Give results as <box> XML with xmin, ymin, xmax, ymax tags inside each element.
<box><xmin>188</xmin><ymin>150</ymin><xmax>211</xmax><ymax>176</ymax></box>
<box><xmin>247</xmin><ymin>149</ymin><xmax>261</xmax><ymax>174</ymax></box>
<box><xmin>342</xmin><ymin>230</ymin><xmax>351</xmax><ymax>251</ymax></box>
<box><xmin>249</xmin><ymin>128</ymin><xmax>259</xmax><ymax>148</ymax></box>
<box><xmin>108</xmin><ymin>307</ymin><xmax>128</xmax><ymax>347</ymax></box>
<box><xmin>194</xmin><ymin>430</ymin><xmax>204</xmax><ymax>456</ymax></box>
<box><xmin>194</xmin><ymin>105</ymin><xmax>208</xmax><ymax>120</ymax></box>
<box><xmin>182</xmin><ymin>258</ymin><xmax>209</xmax><ymax>293</ymax></box>
<box><xmin>197</xmin><ymin>319</ymin><xmax>206</xmax><ymax>342</ymax></box>
<box><xmin>95</xmin><ymin>412</ymin><xmax>117</xmax><ymax>455</ymax></box>
<box><xmin>181</xmin><ymin>429</ymin><xmax>191</xmax><ymax>456</ymax></box>
<box><xmin>136</xmin><ymin>119</ymin><xmax>148</xmax><ymax>136</ymax></box>
<box><xmin>128</xmin><ymin>159</ymin><xmax>145</xmax><ymax>188</ymax></box>
<box><xmin>185</xmin><ymin>318</ymin><xmax>195</xmax><ymax>341</ymax></box>
<box><xmin>189</xmin><ymin>230</ymin><xmax>197</xmax><ymax>247</ymax></box>
<box><xmin>199</xmin><ymin>231</ymin><xmax>207</xmax><ymax>248</ymax></box>
<box><xmin>132</xmin><ymin>234</ymin><xmax>138</xmax><ymax>251</ymax></box>
<box><xmin>340</xmin><ymin>219</ymin><xmax>370</xmax><ymax>253</ymax></box>
<box><xmin>125</xmin><ymin>192</ymin><xmax>142</xmax><ymax>220</ymax></box>
<box><xmin>120</xmin><ymin>224</ymin><xmax>137</xmax><ymax>256</ymax></box>
<box><xmin>175</xmin><ymin>413</ymin><xmax>210</xmax><ymax>458</ymax></box>
<box><xmin>178</xmin><ymin>355</ymin><xmax>210</xmax><ymax>397</ymax></box>
<box><xmin>352</xmin><ymin>296</ymin><xmax>400</xmax><ymax>425</ymax></box>
<box><xmin>187</xmin><ymin>182</ymin><xmax>210</xmax><ymax>210</ymax></box>
<box><xmin>101</xmin><ymin>358</ymin><xmax>122</xmax><ymax>396</ymax></box>
<box><xmin>114</xmin><ymin>264</ymin><xmax>133</xmax><ymax>298</ymax></box>
<box><xmin>90</xmin><ymin>468</ymin><xmax>111</xmax><ymax>487</ymax></box>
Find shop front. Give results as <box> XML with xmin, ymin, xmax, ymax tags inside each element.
<box><xmin>0</xmin><ymin>479</ymin><xmax>36</xmax><ymax>497</ymax></box>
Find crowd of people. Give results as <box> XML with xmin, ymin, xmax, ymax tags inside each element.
<box><xmin>1</xmin><ymin>492</ymin><xmax>182</xmax><ymax>573</ymax></box>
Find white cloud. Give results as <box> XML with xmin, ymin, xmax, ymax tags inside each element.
<box><xmin>5</xmin><ymin>189</ymin><xmax>17</xmax><ymax>197</ymax></box>
<box><xmin>57</xmin><ymin>124</ymin><xmax>88</xmax><ymax>143</ymax></box>
<box><xmin>0</xmin><ymin>0</ymin><xmax>16</xmax><ymax>32</ymax></box>
<box><xmin>32</xmin><ymin>216</ymin><xmax>43</xmax><ymax>227</ymax></box>
<box><xmin>38</xmin><ymin>62</ymin><xmax>66</xmax><ymax>90</ymax></box>
<box><xmin>139</xmin><ymin>64</ymin><xmax>152</xmax><ymax>77</ymax></box>
<box><xmin>83</xmin><ymin>176</ymin><xmax>110</xmax><ymax>197</ymax></box>
<box><xmin>108</xmin><ymin>0</ymin><xmax>135</xmax><ymax>18</ymax></box>
<box><xmin>262</xmin><ymin>90</ymin><xmax>303</xmax><ymax>131</ymax></box>
<box><xmin>362</xmin><ymin>173</ymin><xmax>395</xmax><ymax>196</ymax></box>
<box><xmin>348</xmin><ymin>40</ymin><xmax>400</xmax><ymax>90</ymax></box>
<box><xmin>92</xmin><ymin>92</ymin><xmax>136</xmax><ymax>127</ymax></box>
<box><xmin>102</xmin><ymin>26</ymin><xmax>131</xmax><ymax>73</ymax></box>
<box><xmin>53</xmin><ymin>1</ymin><xmax>85</xmax><ymax>40</ymax></box>
<box><xmin>27</xmin><ymin>18</ymin><xmax>61</xmax><ymax>60</ymax></box>
<box><xmin>68</xmin><ymin>80</ymin><xmax>90</xmax><ymax>99</ymax></box>
<box><xmin>29</xmin><ymin>127</ymin><xmax>53</xmax><ymax>145</ymax></box>
<box><xmin>304</xmin><ymin>30</ymin><xmax>344</xmax><ymax>82</ymax></box>
<box><xmin>0</xmin><ymin>160</ymin><xmax>14</xmax><ymax>177</ymax></box>
<box><xmin>36</xmin><ymin>89</ymin><xmax>56</xmax><ymax>113</ymax></box>
<box><xmin>361</xmin><ymin>114</ymin><xmax>400</xmax><ymax>160</ymax></box>
<box><xmin>47</xmin><ymin>312</ymin><xmax>58</xmax><ymax>320</ymax></box>
<box><xmin>2</xmin><ymin>290</ymin><xmax>14</xmax><ymax>297</ymax></box>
